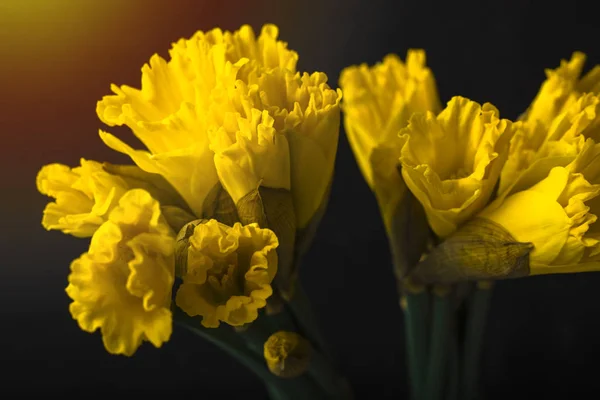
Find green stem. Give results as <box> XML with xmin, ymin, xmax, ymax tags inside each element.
<box><xmin>172</xmin><ymin>308</ymin><xmax>273</xmax><ymax>383</ymax></box>
<box><xmin>266</xmin><ymin>384</ymin><xmax>296</xmax><ymax>400</ymax></box>
<box><xmin>462</xmin><ymin>282</ymin><xmax>493</xmax><ymax>400</ymax></box>
<box><xmin>308</xmin><ymin>346</ymin><xmax>354</xmax><ymax>400</ymax></box>
<box><xmin>404</xmin><ymin>288</ymin><xmax>430</xmax><ymax>400</ymax></box>
<box><xmin>285</xmin><ymin>288</ymin><xmax>353</xmax><ymax>399</ymax></box>
<box><xmin>424</xmin><ymin>288</ymin><xmax>452</xmax><ymax>400</ymax></box>
<box><xmin>286</xmin><ymin>281</ymin><xmax>331</xmax><ymax>359</ymax></box>
<box><xmin>446</xmin><ymin>313</ymin><xmax>459</xmax><ymax>400</ymax></box>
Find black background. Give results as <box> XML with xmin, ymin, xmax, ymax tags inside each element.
<box><xmin>2</xmin><ymin>0</ymin><xmax>599</xmax><ymax>398</ymax></box>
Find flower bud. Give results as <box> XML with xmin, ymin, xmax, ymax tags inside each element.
<box><xmin>264</xmin><ymin>331</ymin><xmax>312</xmax><ymax>378</ymax></box>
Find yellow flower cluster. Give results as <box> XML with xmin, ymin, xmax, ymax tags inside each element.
<box><xmin>38</xmin><ymin>21</ymin><xmax>600</xmax><ymax>358</ymax></box>
<box><xmin>341</xmin><ymin>51</ymin><xmax>600</xmax><ymax>278</ymax></box>
<box><xmin>37</xmin><ymin>24</ymin><xmax>340</xmax><ymax>356</ymax></box>
<box><xmin>97</xmin><ymin>24</ymin><xmax>341</xmax><ymax>229</ymax></box>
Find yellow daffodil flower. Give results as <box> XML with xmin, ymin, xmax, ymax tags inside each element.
<box><xmin>210</xmin><ymin>109</ymin><xmax>291</xmax><ymax>206</ymax></box>
<box><xmin>525</xmin><ymin>52</ymin><xmax>600</xmax><ymax>127</ymax></box>
<box><xmin>399</xmin><ymin>96</ymin><xmax>515</xmax><ymax>238</ymax></box>
<box><xmin>243</xmin><ymin>69</ymin><xmax>341</xmax><ymax>229</ymax></box>
<box><xmin>417</xmin><ymin>93</ymin><xmax>600</xmax><ymax>282</ymax></box>
<box><xmin>66</xmin><ymin>189</ymin><xmax>176</xmax><ymax>356</ymax></box>
<box><xmin>339</xmin><ymin>50</ymin><xmax>441</xmax><ymax>228</ymax></box>
<box><xmin>37</xmin><ymin>158</ymin><xmax>196</xmax><ymax>237</ymax></box>
<box><xmin>36</xmin><ymin>159</ymin><xmax>129</xmax><ymax>237</ymax></box>
<box><xmin>97</xmin><ymin>24</ymin><xmax>341</xmax><ymax>230</ymax></box>
<box><xmin>500</xmin><ymin>93</ymin><xmax>600</xmax><ymax>196</ymax></box>
<box><xmin>480</xmin><ymin>139</ymin><xmax>600</xmax><ymax>275</ymax></box>
<box><xmin>175</xmin><ymin>219</ymin><xmax>278</xmax><ymax>328</ymax></box>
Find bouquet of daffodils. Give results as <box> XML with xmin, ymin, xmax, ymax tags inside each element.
<box><xmin>37</xmin><ymin>24</ymin><xmax>349</xmax><ymax>400</ymax></box>
<box><xmin>37</xmin><ymin>21</ymin><xmax>600</xmax><ymax>400</ymax></box>
<box><xmin>341</xmin><ymin>50</ymin><xmax>600</xmax><ymax>399</ymax></box>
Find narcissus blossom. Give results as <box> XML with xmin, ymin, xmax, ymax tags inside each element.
<box><xmin>339</xmin><ymin>50</ymin><xmax>441</xmax><ymax>228</ymax></box>
<box><xmin>500</xmin><ymin>93</ymin><xmax>600</xmax><ymax>196</ymax></box>
<box><xmin>525</xmin><ymin>52</ymin><xmax>600</xmax><ymax>128</ymax></box>
<box><xmin>36</xmin><ymin>159</ymin><xmax>129</xmax><ymax>237</ymax></box>
<box><xmin>481</xmin><ymin>139</ymin><xmax>600</xmax><ymax>275</ymax></box>
<box><xmin>66</xmin><ymin>189</ymin><xmax>176</xmax><ymax>356</ymax></box>
<box><xmin>399</xmin><ymin>96</ymin><xmax>515</xmax><ymax>238</ymax></box>
<box><xmin>175</xmin><ymin>219</ymin><xmax>278</xmax><ymax>328</ymax></box>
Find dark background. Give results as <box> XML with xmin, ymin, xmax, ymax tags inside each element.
<box><xmin>1</xmin><ymin>0</ymin><xmax>599</xmax><ymax>398</ymax></box>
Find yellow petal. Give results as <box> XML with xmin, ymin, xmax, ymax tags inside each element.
<box><xmin>99</xmin><ymin>130</ymin><xmax>218</xmax><ymax>217</ymax></box>
<box><xmin>369</xmin><ymin>140</ymin><xmax>406</xmax><ymax>231</ymax></box>
<box><xmin>525</xmin><ymin>52</ymin><xmax>587</xmax><ymax>127</ymax></box>
<box><xmin>499</xmin><ymin>121</ymin><xmax>548</xmax><ymax>194</ymax></box>
<box><xmin>568</xmin><ymin>138</ymin><xmax>600</xmax><ymax>182</ymax></box>
<box><xmin>286</xmin><ymin>129</ymin><xmax>332</xmax><ymax>229</ymax></box>
<box><xmin>480</xmin><ymin>188</ymin><xmax>571</xmax><ymax>266</ymax></box>
<box><xmin>547</xmin><ymin>93</ymin><xmax>600</xmax><ymax>143</ymax></box>
<box><xmin>282</xmin><ymin>72</ymin><xmax>342</xmax><ymax>229</ymax></box>
<box><xmin>578</xmin><ymin>65</ymin><xmax>600</xmax><ymax>94</ymax></box>
<box><xmin>530</xmin><ymin>261</ymin><xmax>600</xmax><ymax>275</ymax></box>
